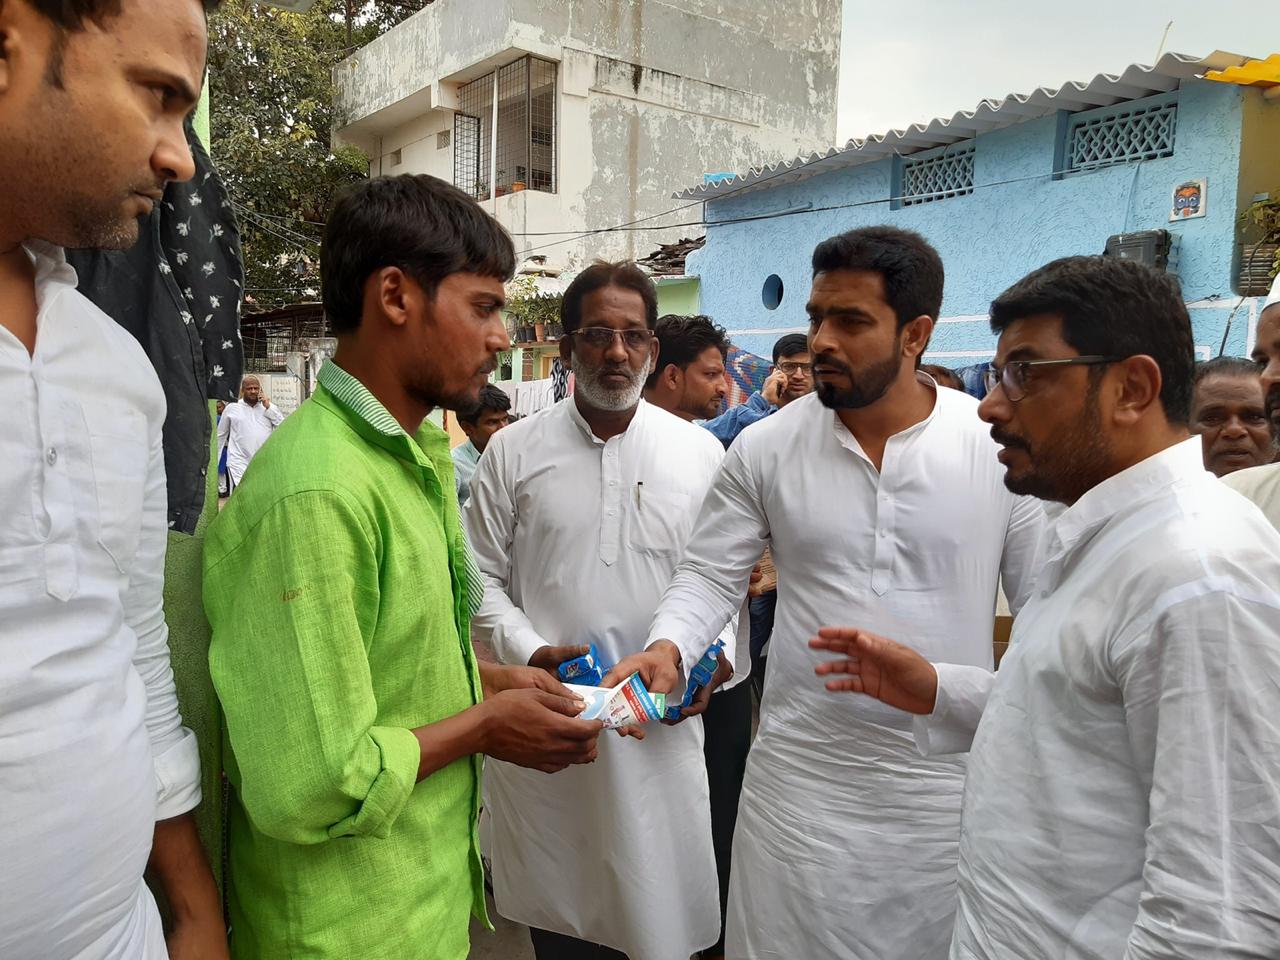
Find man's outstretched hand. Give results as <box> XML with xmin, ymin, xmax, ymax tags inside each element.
<box><xmin>527</xmin><ymin>644</ymin><xmax>593</xmax><ymax>676</ymax></box>
<box><xmin>479</xmin><ymin>688</ymin><xmax>603</xmax><ymax>773</ymax></box>
<box><xmin>478</xmin><ymin>659</ymin><xmax>580</xmax><ymax>699</ymax></box>
<box><xmin>668</xmin><ymin>651</ymin><xmax>732</xmax><ymax>723</ymax></box>
<box><xmin>809</xmin><ymin>627</ymin><xmax>938</xmax><ymax>716</ymax></box>
<box><xmin>597</xmin><ymin>640</ymin><xmax>684</xmax><ymax>740</ymax></box>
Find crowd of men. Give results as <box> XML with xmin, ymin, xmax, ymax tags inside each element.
<box><xmin>3</xmin><ymin>2</ymin><xmax>1280</xmax><ymax>960</ymax></box>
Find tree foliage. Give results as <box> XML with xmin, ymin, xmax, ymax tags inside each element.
<box><xmin>208</xmin><ymin>0</ymin><xmax>434</xmax><ymax>307</ymax></box>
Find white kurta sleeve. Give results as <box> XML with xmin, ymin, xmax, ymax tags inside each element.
<box><xmin>264</xmin><ymin>403</ymin><xmax>285</xmax><ymax>427</ymax></box>
<box><xmin>463</xmin><ymin>431</ymin><xmax>549</xmax><ymax>665</ymax></box>
<box><xmin>216</xmin><ymin>407</ymin><xmax>230</xmax><ymax>457</ymax></box>
<box><xmin>999</xmin><ymin>493</ymin><xmax>1047</xmax><ymax>616</ymax></box>
<box><xmin>126</xmin><ymin>417</ymin><xmax>201</xmax><ymax>820</ymax></box>
<box><xmin>1115</xmin><ymin>584</ymin><xmax>1280</xmax><ymax>958</ymax></box>
<box><xmin>648</xmin><ymin>437</ymin><xmax>768</xmax><ymax>674</ymax></box>
<box><xmin>912</xmin><ymin>663</ymin><xmax>995</xmax><ymax>756</ymax></box>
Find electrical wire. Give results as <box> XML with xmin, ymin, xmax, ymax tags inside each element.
<box><xmin>509</xmin><ymin>161</ymin><xmax>1097</xmax><ymax>254</ymax></box>
<box><xmin>239</xmin><ymin>209</ymin><xmax>321</xmax><ymax>250</ymax></box>
<box><xmin>233</xmin><ymin>203</ymin><xmax>326</xmax><ymax>229</ymax></box>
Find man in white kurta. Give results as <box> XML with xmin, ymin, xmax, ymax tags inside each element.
<box><xmin>217</xmin><ymin>374</ymin><xmax>284</xmax><ymax>486</ymax></box>
<box><xmin>914</xmin><ymin>439</ymin><xmax>1280</xmax><ymax>957</ymax></box>
<box><xmin>467</xmin><ymin>397</ymin><xmax>726</xmax><ymax>959</ymax></box>
<box><xmin>466</xmin><ymin>263</ymin><xmax>727</xmax><ymax>960</ymax></box>
<box><xmin>817</xmin><ymin>255</ymin><xmax>1280</xmax><ymax>957</ymax></box>
<box><xmin>0</xmin><ymin>245</ymin><xmax>205</xmax><ymax>957</ymax></box>
<box><xmin>647</xmin><ymin>382</ymin><xmax>1044</xmax><ymax>958</ymax></box>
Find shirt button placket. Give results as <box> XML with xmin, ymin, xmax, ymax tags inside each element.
<box><xmin>871</xmin><ymin>482</ymin><xmax>893</xmax><ymax>596</ymax></box>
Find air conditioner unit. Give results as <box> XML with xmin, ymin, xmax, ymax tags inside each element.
<box><xmin>1103</xmin><ymin>230</ymin><xmax>1180</xmax><ymax>274</ymax></box>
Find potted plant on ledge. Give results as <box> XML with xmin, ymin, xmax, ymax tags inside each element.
<box><xmin>1239</xmin><ymin>191</ymin><xmax>1280</xmax><ymax>296</ymax></box>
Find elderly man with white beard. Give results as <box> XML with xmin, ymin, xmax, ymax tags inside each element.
<box><xmin>464</xmin><ymin>261</ymin><xmax>731</xmax><ymax>960</ymax></box>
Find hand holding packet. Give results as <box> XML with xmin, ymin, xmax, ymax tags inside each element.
<box><xmin>663</xmin><ymin>640</ymin><xmax>724</xmax><ymax>720</ymax></box>
<box><xmin>565</xmin><ymin>673</ymin><xmax>667</xmax><ymax>729</ymax></box>
<box><xmin>558</xmin><ymin>643</ymin><xmax>608</xmax><ymax>686</ymax></box>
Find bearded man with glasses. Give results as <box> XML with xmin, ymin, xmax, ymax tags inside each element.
<box><xmin>812</xmin><ymin>255</ymin><xmax>1280</xmax><ymax>958</ymax></box>
<box><xmin>464</xmin><ymin>261</ymin><xmax>731</xmax><ymax>960</ymax></box>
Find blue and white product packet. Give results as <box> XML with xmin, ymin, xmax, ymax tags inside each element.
<box><xmin>558</xmin><ymin>643</ymin><xmax>607</xmax><ymax>686</ymax></box>
<box><xmin>566</xmin><ymin>673</ymin><xmax>666</xmax><ymax>729</ymax></box>
<box><xmin>664</xmin><ymin>640</ymin><xmax>724</xmax><ymax>721</ymax></box>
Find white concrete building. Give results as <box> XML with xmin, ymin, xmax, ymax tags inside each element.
<box><xmin>332</xmin><ymin>0</ymin><xmax>842</xmax><ymax>267</ymax></box>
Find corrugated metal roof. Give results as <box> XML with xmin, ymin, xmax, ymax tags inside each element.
<box><xmin>675</xmin><ymin>51</ymin><xmax>1256</xmax><ymax>201</ymax></box>
<box><xmin>1206</xmin><ymin>53</ymin><xmax>1280</xmax><ymax>89</ymax></box>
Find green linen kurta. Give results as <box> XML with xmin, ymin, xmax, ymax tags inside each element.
<box><xmin>203</xmin><ymin>360</ymin><xmax>486</xmax><ymax>960</ymax></box>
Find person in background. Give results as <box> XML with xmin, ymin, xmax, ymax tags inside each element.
<box><xmin>216</xmin><ymin>373</ymin><xmax>283</xmax><ymax>492</ymax></box>
<box><xmin>813</xmin><ymin>255</ymin><xmax>1280</xmax><ymax>958</ymax></box>
<box><xmin>644</xmin><ymin>313</ymin><xmax>730</xmax><ymax>420</ymax></box>
<box><xmin>701</xmin><ymin>332</ymin><xmax>812</xmax><ymax>448</ymax></box>
<box><xmin>204</xmin><ymin>175</ymin><xmax>602</xmax><ymax>960</ymax></box>
<box><xmin>452</xmin><ymin>383</ymin><xmax>510</xmax><ymax>506</ymax></box>
<box><xmin>466</xmin><ymin>262</ymin><xmax>729</xmax><ymax>960</ymax></box>
<box><xmin>920</xmin><ymin>363</ymin><xmax>965</xmax><ymax>391</ymax></box>
<box><xmin>1224</xmin><ymin>276</ymin><xmax>1280</xmax><ymax>529</ymax></box>
<box><xmin>1189</xmin><ymin>356</ymin><xmax>1275</xmax><ymax>477</ymax></box>
<box><xmin>642</xmin><ymin>312</ymin><xmax>749</xmax><ymax>960</ymax></box>
<box><xmin>0</xmin><ymin>0</ymin><xmax>226</xmax><ymax>957</ymax></box>
<box><xmin>609</xmin><ymin>226</ymin><xmax>1045</xmax><ymax>960</ymax></box>
<box><xmin>216</xmin><ymin>399</ymin><xmax>230</xmax><ymax>497</ymax></box>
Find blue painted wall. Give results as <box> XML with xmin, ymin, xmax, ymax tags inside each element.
<box><xmin>693</xmin><ymin>80</ymin><xmax>1265</xmax><ymax>364</ymax></box>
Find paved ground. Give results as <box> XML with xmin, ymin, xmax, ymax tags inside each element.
<box><xmin>468</xmin><ymin>894</ymin><xmax>534</xmax><ymax>960</ymax></box>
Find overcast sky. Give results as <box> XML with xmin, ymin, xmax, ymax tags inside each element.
<box><xmin>837</xmin><ymin>0</ymin><xmax>1280</xmax><ymax>143</ymax></box>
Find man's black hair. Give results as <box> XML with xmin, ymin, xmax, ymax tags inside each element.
<box><xmin>811</xmin><ymin>226</ymin><xmax>945</xmax><ymax>330</ymax></box>
<box><xmin>1193</xmin><ymin>355</ymin><xmax>1263</xmax><ymax>386</ymax></box>
<box><xmin>321</xmin><ymin>174</ymin><xmax>516</xmax><ymax>334</ymax></box>
<box><xmin>23</xmin><ymin>0</ymin><xmax>222</xmax><ymax>86</ymax></box>
<box><xmin>989</xmin><ymin>256</ymin><xmax>1195</xmax><ymax>424</ymax></box>
<box><xmin>772</xmin><ymin>333</ymin><xmax>809</xmax><ymax>364</ymax></box>
<box><xmin>25</xmin><ymin>0</ymin><xmax>220</xmax><ymax>28</ymax></box>
<box><xmin>457</xmin><ymin>383</ymin><xmax>511</xmax><ymax>425</ymax></box>
<box><xmin>560</xmin><ymin>261</ymin><xmax>658</xmax><ymax>336</ymax></box>
<box><xmin>645</xmin><ymin>314</ymin><xmax>730</xmax><ymax>389</ymax></box>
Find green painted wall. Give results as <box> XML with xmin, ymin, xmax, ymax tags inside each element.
<box><xmin>655</xmin><ymin>278</ymin><xmax>700</xmax><ymax>317</ymax></box>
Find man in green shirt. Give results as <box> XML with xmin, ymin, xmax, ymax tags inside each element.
<box><xmin>203</xmin><ymin>174</ymin><xmax>603</xmax><ymax>960</ymax></box>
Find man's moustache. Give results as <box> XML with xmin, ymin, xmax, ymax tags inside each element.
<box><xmin>990</xmin><ymin>428</ymin><xmax>1029</xmax><ymax>451</ymax></box>
<box><xmin>811</xmin><ymin>355</ymin><xmax>852</xmax><ymax>376</ymax></box>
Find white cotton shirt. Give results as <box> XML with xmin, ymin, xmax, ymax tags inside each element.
<box><xmin>217</xmin><ymin>395</ymin><xmax>283</xmax><ymax>484</ymax></box>
<box><xmin>464</xmin><ymin>398</ymin><xmax>730</xmax><ymax>960</ymax></box>
<box><xmin>0</xmin><ymin>244</ymin><xmax>201</xmax><ymax>959</ymax></box>
<box><xmin>646</xmin><ymin>386</ymin><xmax>1046</xmax><ymax>960</ymax></box>
<box><xmin>918</xmin><ymin>438</ymin><xmax>1280</xmax><ymax>959</ymax></box>
<box><xmin>1222</xmin><ymin>461</ymin><xmax>1280</xmax><ymax>531</ymax></box>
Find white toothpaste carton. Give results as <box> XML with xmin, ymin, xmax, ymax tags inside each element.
<box><xmin>565</xmin><ymin>672</ymin><xmax>666</xmax><ymax>729</ymax></box>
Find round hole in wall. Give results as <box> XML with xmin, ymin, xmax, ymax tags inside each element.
<box><xmin>762</xmin><ymin>274</ymin><xmax>784</xmax><ymax>311</ymax></box>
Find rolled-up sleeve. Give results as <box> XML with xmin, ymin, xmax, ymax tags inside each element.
<box><xmin>205</xmin><ymin>489</ymin><xmax>420</xmax><ymax>845</ymax></box>
<box><xmin>126</xmin><ymin>413</ymin><xmax>202</xmax><ymax>820</ymax></box>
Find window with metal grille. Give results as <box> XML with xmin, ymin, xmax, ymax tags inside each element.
<box><xmin>897</xmin><ymin>142</ymin><xmax>975</xmax><ymax>207</ymax></box>
<box><xmin>1064</xmin><ymin>93</ymin><xmax>1177</xmax><ymax>175</ymax></box>
<box><xmin>453</xmin><ymin>55</ymin><xmax>557</xmax><ymax>200</ymax></box>
<box><xmin>436</xmin><ymin>129</ymin><xmax>451</xmax><ymax>151</ymax></box>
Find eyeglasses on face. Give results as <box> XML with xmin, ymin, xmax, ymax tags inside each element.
<box><xmin>984</xmin><ymin>355</ymin><xmax>1126</xmax><ymax>402</ymax></box>
<box><xmin>570</xmin><ymin>327</ymin><xmax>654</xmax><ymax>351</ymax></box>
<box><xmin>776</xmin><ymin>360</ymin><xmax>813</xmax><ymax>376</ymax></box>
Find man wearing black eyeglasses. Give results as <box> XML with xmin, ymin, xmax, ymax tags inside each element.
<box><xmin>812</xmin><ymin>255</ymin><xmax>1280</xmax><ymax>958</ymax></box>
<box><xmin>464</xmin><ymin>261</ymin><xmax>730</xmax><ymax>960</ymax></box>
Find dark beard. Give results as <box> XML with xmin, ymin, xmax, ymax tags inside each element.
<box><xmin>997</xmin><ymin>384</ymin><xmax>1111</xmax><ymax>504</ymax></box>
<box><xmin>408</xmin><ymin>365</ymin><xmax>491</xmax><ymax>414</ymax></box>
<box><xmin>814</xmin><ymin>351</ymin><xmax>899</xmax><ymax>410</ymax></box>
